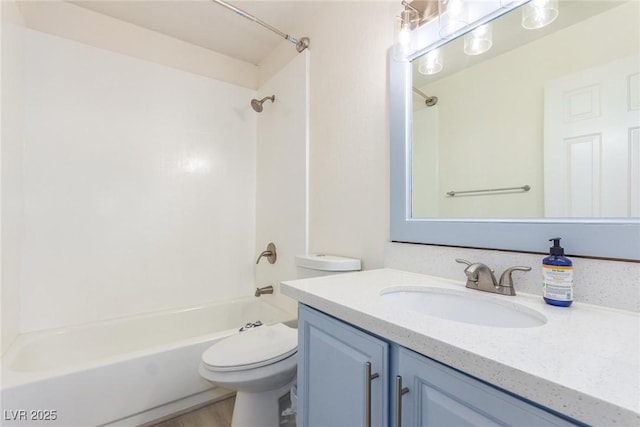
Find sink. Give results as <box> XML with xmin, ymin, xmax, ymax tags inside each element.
<box><xmin>380</xmin><ymin>286</ymin><xmax>547</xmax><ymax>328</ymax></box>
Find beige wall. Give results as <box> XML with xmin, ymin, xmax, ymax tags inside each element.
<box><xmin>262</xmin><ymin>2</ymin><xmax>397</xmax><ymax>270</ymax></box>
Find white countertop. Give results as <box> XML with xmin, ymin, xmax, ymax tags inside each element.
<box><xmin>281</xmin><ymin>268</ymin><xmax>640</xmax><ymax>426</ymax></box>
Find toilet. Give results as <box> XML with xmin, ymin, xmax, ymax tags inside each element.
<box><xmin>198</xmin><ymin>254</ymin><xmax>361</xmax><ymax>427</ymax></box>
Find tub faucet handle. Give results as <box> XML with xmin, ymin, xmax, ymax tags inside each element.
<box><xmin>256</xmin><ymin>242</ymin><xmax>277</xmax><ymax>264</ymax></box>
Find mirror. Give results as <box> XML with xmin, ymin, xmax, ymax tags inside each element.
<box><xmin>390</xmin><ymin>0</ymin><xmax>640</xmax><ymax>259</ymax></box>
<box><xmin>411</xmin><ymin>0</ymin><xmax>638</xmax><ymax>218</ymax></box>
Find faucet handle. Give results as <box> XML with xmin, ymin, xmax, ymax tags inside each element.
<box><xmin>498</xmin><ymin>266</ymin><xmax>532</xmax><ymax>291</ymax></box>
<box><xmin>256</xmin><ymin>242</ymin><xmax>277</xmax><ymax>264</ymax></box>
<box><xmin>456</xmin><ymin>259</ymin><xmax>483</xmax><ymax>283</ymax></box>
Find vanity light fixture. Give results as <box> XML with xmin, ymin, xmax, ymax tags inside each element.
<box><xmin>418</xmin><ymin>48</ymin><xmax>443</xmax><ymax>75</ymax></box>
<box><xmin>464</xmin><ymin>23</ymin><xmax>493</xmax><ymax>55</ymax></box>
<box><xmin>438</xmin><ymin>0</ymin><xmax>468</xmax><ymax>37</ymax></box>
<box><xmin>393</xmin><ymin>1</ymin><xmax>421</xmax><ymax>61</ymax></box>
<box><xmin>521</xmin><ymin>0</ymin><xmax>559</xmax><ymax>29</ymax></box>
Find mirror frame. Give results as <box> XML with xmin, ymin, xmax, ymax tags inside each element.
<box><xmin>389</xmin><ymin>34</ymin><xmax>640</xmax><ymax>260</ymax></box>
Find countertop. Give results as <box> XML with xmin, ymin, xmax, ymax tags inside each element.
<box><xmin>281</xmin><ymin>268</ymin><xmax>640</xmax><ymax>426</ymax></box>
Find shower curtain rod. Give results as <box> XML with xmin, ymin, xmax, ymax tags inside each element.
<box><xmin>211</xmin><ymin>0</ymin><xmax>310</xmax><ymax>53</ymax></box>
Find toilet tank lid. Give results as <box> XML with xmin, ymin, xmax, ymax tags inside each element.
<box><xmin>295</xmin><ymin>254</ymin><xmax>361</xmax><ymax>271</ymax></box>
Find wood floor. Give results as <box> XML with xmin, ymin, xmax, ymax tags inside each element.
<box><xmin>151</xmin><ymin>396</ymin><xmax>235</xmax><ymax>427</ymax></box>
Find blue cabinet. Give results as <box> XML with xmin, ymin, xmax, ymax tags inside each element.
<box><xmin>395</xmin><ymin>346</ymin><xmax>578</xmax><ymax>427</ymax></box>
<box><xmin>297</xmin><ymin>304</ymin><xmax>389</xmax><ymax>427</ymax></box>
<box><xmin>298</xmin><ymin>304</ymin><xmax>580</xmax><ymax>427</ymax></box>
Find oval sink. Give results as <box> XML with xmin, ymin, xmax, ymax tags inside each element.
<box><xmin>380</xmin><ymin>286</ymin><xmax>547</xmax><ymax>328</ymax></box>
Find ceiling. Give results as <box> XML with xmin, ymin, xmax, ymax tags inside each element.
<box><xmin>70</xmin><ymin>0</ymin><xmax>325</xmax><ymax>65</ymax></box>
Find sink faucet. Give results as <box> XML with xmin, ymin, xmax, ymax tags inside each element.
<box><xmin>455</xmin><ymin>259</ymin><xmax>531</xmax><ymax>296</ymax></box>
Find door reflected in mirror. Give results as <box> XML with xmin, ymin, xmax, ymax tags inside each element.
<box><xmin>411</xmin><ymin>0</ymin><xmax>639</xmax><ymax>218</ymax></box>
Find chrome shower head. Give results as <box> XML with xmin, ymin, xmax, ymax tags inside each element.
<box><xmin>250</xmin><ymin>95</ymin><xmax>275</xmax><ymax>112</ymax></box>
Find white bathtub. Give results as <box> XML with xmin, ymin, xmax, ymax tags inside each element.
<box><xmin>0</xmin><ymin>296</ymin><xmax>296</xmax><ymax>427</ymax></box>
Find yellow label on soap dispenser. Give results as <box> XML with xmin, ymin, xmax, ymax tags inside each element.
<box><xmin>542</xmin><ymin>265</ymin><xmax>573</xmax><ymax>301</ymax></box>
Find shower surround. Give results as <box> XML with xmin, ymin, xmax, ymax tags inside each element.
<box><xmin>18</xmin><ymin>28</ymin><xmax>259</xmax><ymax>332</ymax></box>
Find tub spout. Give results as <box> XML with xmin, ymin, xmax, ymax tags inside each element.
<box><xmin>255</xmin><ymin>285</ymin><xmax>274</xmax><ymax>297</ymax></box>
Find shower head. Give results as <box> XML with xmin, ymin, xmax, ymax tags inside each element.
<box><xmin>251</xmin><ymin>95</ymin><xmax>275</xmax><ymax>112</ymax></box>
<box><xmin>425</xmin><ymin>96</ymin><xmax>438</xmax><ymax>107</ymax></box>
<box><xmin>412</xmin><ymin>87</ymin><xmax>438</xmax><ymax>107</ymax></box>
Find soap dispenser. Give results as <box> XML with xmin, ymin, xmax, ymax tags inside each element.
<box><xmin>542</xmin><ymin>238</ymin><xmax>573</xmax><ymax>307</ymax></box>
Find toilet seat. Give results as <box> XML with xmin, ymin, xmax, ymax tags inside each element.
<box><xmin>202</xmin><ymin>323</ymin><xmax>297</xmax><ymax>372</ymax></box>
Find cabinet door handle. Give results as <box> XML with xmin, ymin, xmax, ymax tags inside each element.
<box><xmin>394</xmin><ymin>375</ymin><xmax>410</xmax><ymax>427</ymax></box>
<box><xmin>364</xmin><ymin>362</ymin><xmax>380</xmax><ymax>427</ymax></box>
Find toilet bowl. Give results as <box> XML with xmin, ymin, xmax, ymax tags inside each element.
<box><xmin>199</xmin><ymin>254</ymin><xmax>361</xmax><ymax>427</ymax></box>
<box><xmin>199</xmin><ymin>323</ymin><xmax>298</xmax><ymax>427</ymax></box>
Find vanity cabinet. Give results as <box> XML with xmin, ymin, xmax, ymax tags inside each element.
<box><xmin>297</xmin><ymin>304</ymin><xmax>389</xmax><ymax>427</ymax></box>
<box><xmin>396</xmin><ymin>346</ymin><xmax>578</xmax><ymax>426</ymax></box>
<box><xmin>298</xmin><ymin>304</ymin><xmax>580</xmax><ymax>427</ymax></box>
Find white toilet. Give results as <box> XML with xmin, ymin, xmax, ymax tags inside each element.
<box><xmin>198</xmin><ymin>254</ymin><xmax>361</xmax><ymax>427</ymax></box>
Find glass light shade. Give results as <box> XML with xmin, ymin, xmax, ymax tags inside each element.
<box><xmin>418</xmin><ymin>49</ymin><xmax>443</xmax><ymax>75</ymax></box>
<box><xmin>439</xmin><ymin>0</ymin><xmax>469</xmax><ymax>37</ymax></box>
<box><xmin>464</xmin><ymin>24</ymin><xmax>493</xmax><ymax>55</ymax></box>
<box><xmin>522</xmin><ymin>0</ymin><xmax>559</xmax><ymax>29</ymax></box>
<box><xmin>393</xmin><ymin>8</ymin><xmax>418</xmax><ymax>61</ymax></box>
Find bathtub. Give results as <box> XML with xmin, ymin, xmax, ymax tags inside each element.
<box><xmin>0</xmin><ymin>296</ymin><xmax>296</xmax><ymax>427</ymax></box>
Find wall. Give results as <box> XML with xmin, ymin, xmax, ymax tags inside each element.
<box><xmin>255</xmin><ymin>53</ymin><xmax>309</xmax><ymax>313</ymax></box>
<box><xmin>1</xmin><ymin>0</ymin><xmax>25</xmax><ymax>353</ymax></box>
<box><xmin>19</xmin><ymin>29</ymin><xmax>257</xmax><ymax>332</ymax></box>
<box><xmin>306</xmin><ymin>2</ymin><xmax>397</xmax><ymax>269</ymax></box>
<box><xmin>418</xmin><ymin>1</ymin><xmax>639</xmax><ymax>217</ymax></box>
<box><xmin>261</xmin><ymin>1</ymin><xmax>398</xmax><ymax>270</ymax></box>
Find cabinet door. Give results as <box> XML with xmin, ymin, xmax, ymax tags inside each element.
<box><xmin>298</xmin><ymin>305</ymin><xmax>389</xmax><ymax>427</ymax></box>
<box><xmin>396</xmin><ymin>347</ymin><xmax>578</xmax><ymax>427</ymax></box>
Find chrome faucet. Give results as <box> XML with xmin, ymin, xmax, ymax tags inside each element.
<box><xmin>455</xmin><ymin>259</ymin><xmax>531</xmax><ymax>296</ymax></box>
<box><xmin>254</xmin><ymin>285</ymin><xmax>274</xmax><ymax>297</ymax></box>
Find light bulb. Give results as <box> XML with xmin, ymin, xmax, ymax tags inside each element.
<box><xmin>439</xmin><ymin>0</ymin><xmax>468</xmax><ymax>37</ymax></box>
<box><xmin>418</xmin><ymin>49</ymin><xmax>443</xmax><ymax>75</ymax></box>
<box><xmin>393</xmin><ymin>7</ymin><xmax>417</xmax><ymax>61</ymax></box>
<box><xmin>522</xmin><ymin>0</ymin><xmax>559</xmax><ymax>30</ymax></box>
<box><xmin>464</xmin><ymin>24</ymin><xmax>493</xmax><ymax>55</ymax></box>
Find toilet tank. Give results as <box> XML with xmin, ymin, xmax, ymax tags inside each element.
<box><xmin>295</xmin><ymin>254</ymin><xmax>361</xmax><ymax>279</ymax></box>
